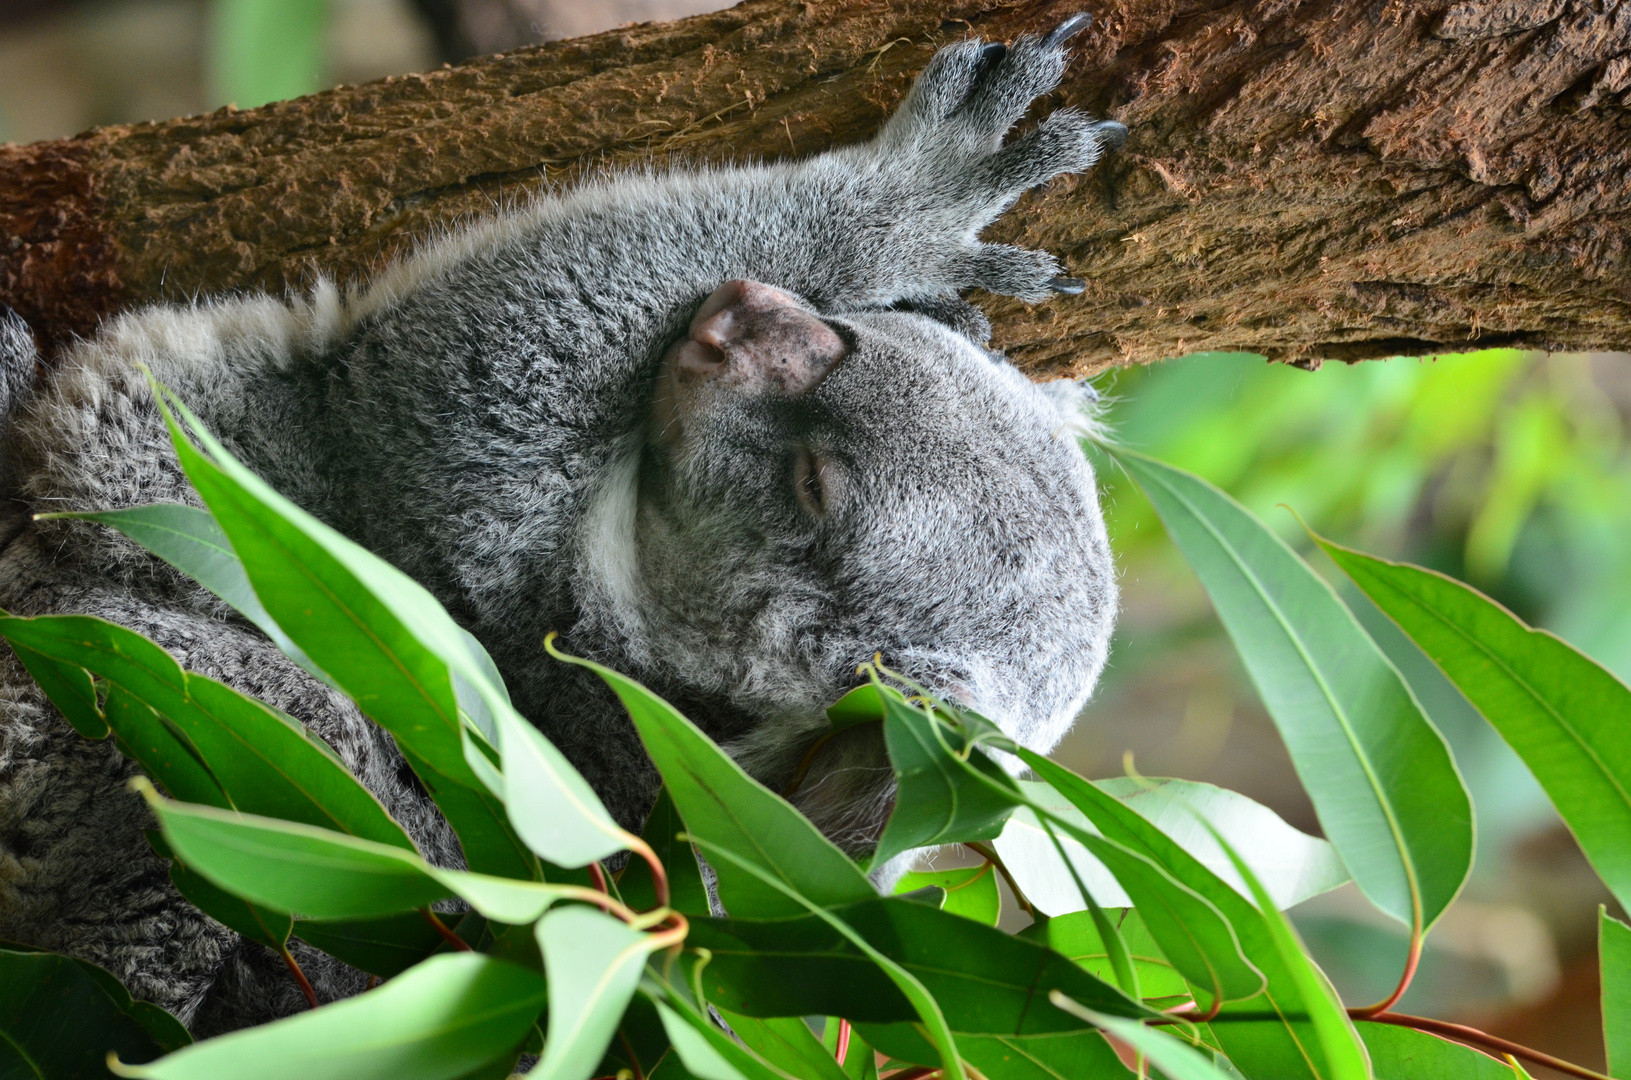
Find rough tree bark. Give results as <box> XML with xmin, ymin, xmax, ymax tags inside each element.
<box><xmin>3</xmin><ymin>0</ymin><xmax>1628</xmax><ymax>374</ymax></box>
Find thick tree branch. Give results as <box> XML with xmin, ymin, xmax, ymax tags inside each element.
<box><xmin>3</xmin><ymin>0</ymin><xmax>1628</xmax><ymax>372</ymax></box>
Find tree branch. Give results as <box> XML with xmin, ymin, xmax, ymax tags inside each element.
<box><xmin>3</xmin><ymin>0</ymin><xmax>1628</xmax><ymax>369</ymax></box>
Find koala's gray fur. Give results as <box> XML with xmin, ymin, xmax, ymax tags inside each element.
<box><xmin>0</xmin><ymin>24</ymin><xmax>1120</xmax><ymax>1033</ymax></box>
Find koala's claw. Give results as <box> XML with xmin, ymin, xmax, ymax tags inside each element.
<box><xmin>1091</xmin><ymin>120</ymin><xmax>1129</xmax><ymax>151</ymax></box>
<box><xmin>1042</xmin><ymin>13</ymin><xmax>1093</xmax><ymax>49</ymax></box>
<box><xmin>979</xmin><ymin>41</ymin><xmax>1008</xmax><ymax>64</ymax></box>
<box><xmin>1049</xmin><ymin>276</ymin><xmax>1087</xmax><ymax>295</ymax></box>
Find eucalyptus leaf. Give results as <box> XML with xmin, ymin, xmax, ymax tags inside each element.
<box><xmin>1016</xmin><ymin>749</ymin><xmax>1348</xmax><ymax>1080</ymax></box>
<box><xmin>652</xmin><ymin>997</ymin><xmax>774</xmax><ymax>1080</ymax></box>
<box><xmin>1602</xmin><ymin>908</ymin><xmax>1631</xmax><ymax>1079</ymax></box>
<box><xmin>619</xmin><ymin>786</ymin><xmax>711</xmax><ymax>916</ymax></box>
<box><xmin>1048</xmin><ymin>1002</ymin><xmax>1236</xmax><ymax>1080</ymax></box>
<box><xmin>150</xmin><ymin>379</ymin><xmax>626</xmax><ymax>875</ymax></box>
<box><xmin>142</xmin><ymin>786</ymin><xmax>580</xmax><ymax>923</ymax></box>
<box><xmin>1113</xmin><ymin>448</ymin><xmax>1472</xmax><ymax>931</ymax></box>
<box><xmin>994</xmin><ymin>778</ymin><xmax>1346</xmax><ymax>915</ymax></box>
<box><xmin>293</xmin><ymin>912</ymin><xmax>446</xmax><ymax>978</ymax></box>
<box><xmin>0</xmin><ymin>946</ymin><xmax>189</xmax><ymax>1079</ymax></box>
<box><xmin>1019</xmin><ymin>910</ymin><xmax>1191</xmax><ymax>1002</ymax></box>
<box><xmin>717</xmin><ymin>1012</ymin><xmax>850</xmax><ymax>1080</ymax></box>
<box><xmin>169</xmin><ymin>857</ymin><xmax>293</xmax><ymax>951</ymax></box>
<box><xmin>9</xmin><ymin>639</ymin><xmax>105</xmax><ymax>738</ymax></box>
<box><xmin>871</xmin><ymin>686</ymin><xmax>1022</xmax><ymax>866</ymax></box>
<box><xmin>111</xmin><ymin>953</ymin><xmax>545</xmax><ymax>1080</ymax></box>
<box><xmin>955</xmin><ymin>1032</ymin><xmax>1132</xmax><ymax>1080</ymax></box>
<box><xmin>549</xmin><ymin>644</ymin><xmax>873</xmax><ymax>917</ymax></box>
<box><xmin>532</xmin><ymin>906</ymin><xmax>660</xmax><ymax>1080</ymax></box>
<box><xmin>1317</xmin><ymin>534</ymin><xmax>1631</xmax><ymax>912</ymax></box>
<box><xmin>1356</xmin><ymin>1022</ymin><xmax>1509</xmax><ymax>1079</ymax></box>
<box><xmin>892</xmin><ymin>863</ymin><xmax>1000</xmax><ymax>925</ymax></box>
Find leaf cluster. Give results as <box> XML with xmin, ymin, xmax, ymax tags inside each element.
<box><xmin>4</xmin><ymin>380</ymin><xmax>1630</xmax><ymax>1080</ymax></box>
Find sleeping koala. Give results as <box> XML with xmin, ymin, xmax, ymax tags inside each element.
<box><xmin>0</xmin><ymin>15</ymin><xmax>1121</xmax><ymax>1031</ymax></box>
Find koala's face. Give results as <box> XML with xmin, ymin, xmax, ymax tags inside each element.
<box><xmin>635</xmin><ymin>279</ymin><xmax>1115</xmax><ymax>838</ymax></box>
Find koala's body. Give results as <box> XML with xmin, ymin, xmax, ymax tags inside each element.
<box><xmin>0</xmin><ymin>22</ymin><xmax>1120</xmax><ymax>1033</ymax></box>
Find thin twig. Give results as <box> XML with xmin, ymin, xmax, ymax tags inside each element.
<box><xmin>966</xmin><ymin>842</ymin><xmax>1032</xmax><ymax>916</ymax></box>
<box><xmin>627</xmin><ymin>835</ymin><xmax>670</xmax><ymax>910</ymax></box>
<box><xmin>617</xmin><ymin>1029</ymin><xmax>646</xmax><ymax>1080</ymax></box>
<box><xmin>278</xmin><ymin>947</ymin><xmax>320</xmax><ymax>1009</ymax></box>
<box><xmin>836</xmin><ymin>1019</ymin><xmax>852</xmax><ymax>1065</ymax></box>
<box><xmin>420</xmin><ymin>908</ymin><xmax>472</xmax><ymax>951</ymax></box>
<box><xmin>1359</xmin><ymin>1011</ymin><xmax>1614</xmax><ymax>1080</ymax></box>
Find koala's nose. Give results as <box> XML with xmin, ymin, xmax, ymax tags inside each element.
<box><xmin>679</xmin><ymin>279</ymin><xmax>846</xmax><ymax>396</ymax></box>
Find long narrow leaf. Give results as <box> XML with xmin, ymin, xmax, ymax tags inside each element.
<box><xmin>1048</xmin><ymin>1002</ymin><xmax>1235</xmax><ymax>1080</ymax></box>
<box><xmin>549</xmin><ymin>643</ymin><xmax>873</xmax><ymax>917</ymax></box>
<box><xmin>1316</xmin><ymin>534</ymin><xmax>1631</xmax><ymax>911</ymax></box>
<box><xmin>532</xmin><ymin>906</ymin><xmax>662</xmax><ymax>1080</ymax></box>
<box><xmin>1603</xmin><ymin>909</ymin><xmax>1631</xmax><ymax>1079</ymax></box>
<box><xmin>112</xmin><ymin>953</ymin><xmax>545</xmax><ymax>1080</ymax></box>
<box><xmin>1113</xmin><ymin>449</ymin><xmax>1471</xmax><ymax>933</ymax></box>
<box><xmin>150</xmin><ymin>378</ymin><xmax>628</xmax><ymax>875</ymax></box>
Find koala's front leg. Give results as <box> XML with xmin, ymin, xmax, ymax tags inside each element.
<box><xmin>810</xmin><ymin>14</ymin><xmax>1125</xmax><ymax>308</ymax></box>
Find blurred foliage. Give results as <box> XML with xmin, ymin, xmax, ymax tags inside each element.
<box><xmin>210</xmin><ymin>0</ymin><xmax>329</xmax><ymax>109</ymax></box>
<box><xmin>1094</xmin><ymin>348</ymin><xmax>1631</xmax><ymax>676</ymax></box>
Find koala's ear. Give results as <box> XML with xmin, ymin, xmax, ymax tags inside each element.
<box><xmin>888</xmin><ymin>295</ymin><xmax>992</xmax><ymax>345</ymax></box>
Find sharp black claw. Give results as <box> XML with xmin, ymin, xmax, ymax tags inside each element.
<box><xmin>979</xmin><ymin>41</ymin><xmax>1008</xmax><ymax>64</ymax></box>
<box><xmin>1042</xmin><ymin>13</ymin><xmax>1093</xmax><ymax>48</ymax></box>
<box><xmin>1049</xmin><ymin>276</ymin><xmax>1087</xmax><ymax>295</ymax></box>
<box><xmin>1092</xmin><ymin>120</ymin><xmax>1129</xmax><ymax>151</ymax></box>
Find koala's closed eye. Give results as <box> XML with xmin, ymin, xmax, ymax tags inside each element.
<box><xmin>793</xmin><ymin>447</ymin><xmax>832</xmax><ymax>516</ymax></box>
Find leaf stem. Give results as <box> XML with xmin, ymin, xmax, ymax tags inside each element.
<box><xmin>1349</xmin><ymin>929</ymin><xmax>1422</xmax><ymax>1018</ymax></box>
<box><xmin>419</xmin><ymin>908</ymin><xmax>472</xmax><ymax>951</ymax></box>
<box><xmin>836</xmin><ymin>1018</ymin><xmax>852</xmax><ymax>1065</ymax></box>
<box><xmin>627</xmin><ymin>835</ymin><xmax>670</xmax><ymax>910</ymax></box>
<box><xmin>965</xmin><ymin>842</ymin><xmax>1032</xmax><ymax>916</ymax></box>
<box><xmin>617</xmin><ymin>1029</ymin><xmax>646</xmax><ymax>1080</ymax></box>
<box><xmin>1359</xmin><ymin>1011</ymin><xmax>1613</xmax><ymax>1080</ymax></box>
<box><xmin>278</xmin><ymin>946</ymin><xmax>319</xmax><ymax>1009</ymax></box>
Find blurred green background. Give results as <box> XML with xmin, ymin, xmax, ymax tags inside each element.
<box><xmin>5</xmin><ymin>1</ymin><xmax>1631</xmax><ymax>1073</ymax></box>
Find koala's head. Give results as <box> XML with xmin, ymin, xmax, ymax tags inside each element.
<box><xmin>587</xmin><ymin>279</ymin><xmax>1116</xmax><ymax>855</ymax></box>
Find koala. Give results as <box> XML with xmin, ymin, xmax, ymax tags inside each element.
<box><xmin>0</xmin><ymin>17</ymin><xmax>1121</xmax><ymax>1034</ymax></box>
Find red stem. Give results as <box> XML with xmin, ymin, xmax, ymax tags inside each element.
<box><xmin>836</xmin><ymin>1019</ymin><xmax>852</xmax><ymax>1066</ymax></box>
<box><xmin>627</xmin><ymin>836</ymin><xmax>670</xmax><ymax>910</ymax></box>
<box><xmin>1358</xmin><ymin>1011</ymin><xmax>1614</xmax><ymax>1080</ymax></box>
<box><xmin>965</xmin><ymin>842</ymin><xmax>1032</xmax><ymax>917</ymax></box>
<box><xmin>420</xmin><ymin>908</ymin><xmax>472</xmax><ymax>951</ymax></box>
<box><xmin>1351</xmin><ymin>928</ymin><xmax>1423</xmax><ymax>1018</ymax></box>
<box><xmin>617</xmin><ymin>1029</ymin><xmax>646</xmax><ymax>1080</ymax></box>
<box><xmin>589</xmin><ymin>861</ymin><xmax>609</xmax><ymax>893</ymax></box>
<box><xmin>878</xmin><ymin>1069</ymin><xmax>937</xmax><ymax>1080</ymax></box>
<box><xmin>279</xmin><ymin>947</ymin><xmax>320</xmax><ymax>1009</ymax></box>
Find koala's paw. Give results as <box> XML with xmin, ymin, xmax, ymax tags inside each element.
<box><xmin>871</xmin><ymin>14</ymin><xmax>1125</xmax><ymax>302</ymax></box>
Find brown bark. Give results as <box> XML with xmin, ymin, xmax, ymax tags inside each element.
<box><xmin>3</xmin><ymin>0</ymin><xmax>1629</xmax><ymax>373</ymax></box>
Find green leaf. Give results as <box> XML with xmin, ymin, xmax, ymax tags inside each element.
<box><xmin>532</xmin><ymin>906</ymin><xmax>661</xmax><ymax>1080</ymax></box>
<box><xmin>717</xmin><ymin>1013</ymin><xmax>850</xmax><ymax>1080</ymax></box>
<box><xmin>1015</xmin><ymin>749</ymin><xmax>1348</xmax><ymax>1080</ymax></box>
<box><xmin>872</xmin><ymin>687</ymin><xmax>1022</xmax><ymax>866</ymax></box>
<box><xmin>686</xmin><ymin>894</ymin><xmax>1149</xmax><ymax>1032</ymax></box>
<box><xmin>9</xmin><ymin>640</ymin><xmax>106</xmax><ymax>737</ymax></box>
<box><xmin>142</xmin><ymin>786</ymin><xmax>580</xmax><ymax>923</ymax></box>
<box><xmin>1049</xmin><ymin>1002</ymin><xmax>1236</xmax><ymax>1080</ymax></box>
<box><xmin>892</xmin><ymin>864</ymin><xmax>1000</xmax><ymax>925</ymax></box>
<box><xmin>1355</xmin><ymin>1022</ymin><xmax>1509</xmax><ymax>1079</ymax></box>
<box><xmin>1019</xmin><ymin>910</ymin><xmax>1192</xmax><ymax>1002</ymax></box>
<box><xmin>293</xmin><ymin>912</ymin><xmax>446</xmax><ymax>978</ymax></box>
<box><xmin>112</xmin><ymin>953</ymin><xmax>545</xmax><ymax>1080</ymax></box>
<box><xmin>150</xmin><ymin>380</ymin><xmax>627</xmax><ymax>876</ymax></box>
<box><xmin>0</xmin><ymin>946</ymin><xmax>189</xmax><ymax>1079</ymax></box>
<box><xmin>954</xmin><ymin>1032</ymin><xmax>1132</xmax><ymax>1080</ymax></box>
<box><xmin>1316</xmin><ymin>534</ymin><xmax>1631</xmax><ymax>912</ymax></box>
<box><xmin>49</xmin><ymin>504</ymin><xmax>320</xmax><ymax>669</ymax></box>
<box><xmin>104</xmin><ymin>684</ymin><xmax>228</xmax><ymax>808</ymax></box>
<box><xmin>995</xmin><ymin>778</ymin><xmax>1346</xmax><ymax>915</ymax></box>
<box><xmin>1067</xmin><ymin>829</ymin><xmax>1264</xmax><ymax>1010</ymax></box>
<box><xmin>619</xmin><ymin>787</ymin><xmax>711</xmax><ymax>916</ymax></box>
<box><xmin>1200</xmin><ymin>817</ymin><xmax>1369</xmax><ymax>1080</ymax></box>
<box><xmin>1113</xmin><ymin>449</ymin><xmax>1472</xmax><ymax>932</ymax></box>
<box><xmin>0</xmin><ymin>612</ymin><xmax>415</xmax><ymax>852</ymax></box>
<box><xmin>652</xmin><ymin>997</ymin><xmax>770</xmax><ymax>1080</ymax></box>
<box><xmin>1603</xmin><ymin>908</ymin><xmax>1631</xmax><ymax>1079</ymax></box>
<box><xmin>549</xmin><ymin>644</ymin><xmax>873</xmax><ymax>917</ymax></box>
<box><xmin>687</xmin><ymin>840</ymin><xmax>970</xmax><ymax>1080</ymax></box>
<box><xmin>826</xmin><ymin>684</ymin><xmax>885</xmax><ymax>732</ymax></box>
